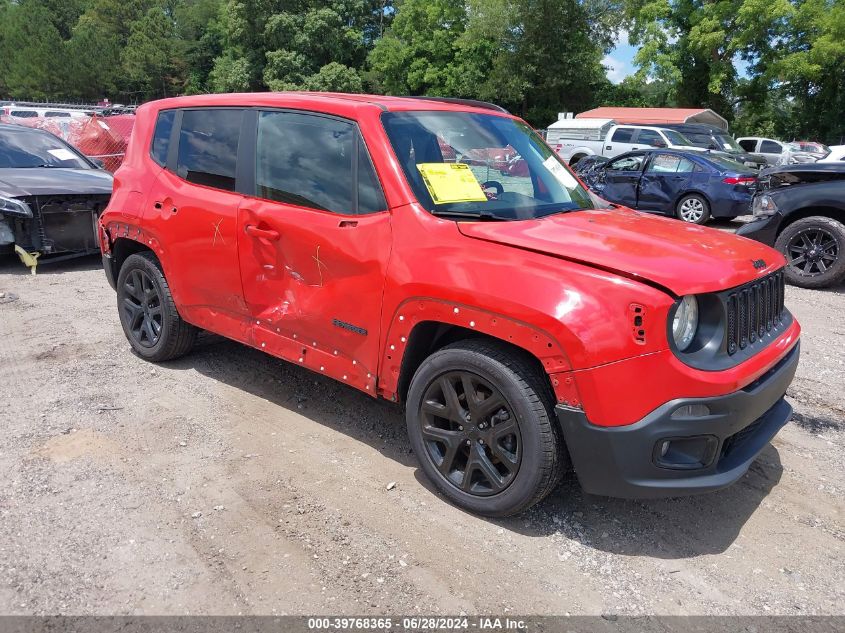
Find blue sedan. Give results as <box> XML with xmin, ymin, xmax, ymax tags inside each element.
<box><xmin>577</xmin><ymin>149</ymin><xmax>758</xmax><ymax>224</ymax></box>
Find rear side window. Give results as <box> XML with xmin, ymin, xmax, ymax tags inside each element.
<box><xmin>176</xmin><ymin>109</ymin><xmax>242</xmax><ymax>191</ymax></box>
<box><xmin>611</xmin><ymin>128</ymin><xmax>635</xmax><ymax>143</ymax></box>
<box><xmin>10</xmin><ymin>110</ymin><xmax>37</xmax><ymax>118</ymax></box>
<box><xmin>738</xmin><ymin>139</ymin><xmax>757</xmax><ymax>152</ymax></box>
<box><xmin>256</xmin><ymin>111</ymin><xmax>386</xmax><ymax>214</ymax></box>
<box><xmin>760</xmin><ymin>140</ymin><xmax>782</xmax><ymax>154</ymax></box>
<box><xmin>151</xmin><ymin>110</ymin><xmax>175</xmax><ymax>167</ymax></box>
<box><xmin>45</xmin><ymin>112</ymin><xmax>70</xmax><ymax>118</ymax></box>
<box><xmin>636</xmin><ymin>129</ymin><xmax>663</xmax><ymax>147</ymax></box>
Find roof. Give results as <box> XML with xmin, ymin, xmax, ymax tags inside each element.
<box><xmin>576</xmin><ymin>107</ymin><xmax>728</xmax><ymax>131</ymax></box>
<box><xmin>140</xmin><ymin>92</ymin><xmax>514</xmax><ymax>119</ymax></box>
<box><xmin>548</xmin><ymin>117</ymin><xmax>614</xmax><ymax>129</ymax></box>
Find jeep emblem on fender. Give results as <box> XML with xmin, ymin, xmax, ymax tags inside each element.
<box><xmin>752</xmin><ymin>259</ymin><xmax>766</xmax><ymax>269</ymax></box>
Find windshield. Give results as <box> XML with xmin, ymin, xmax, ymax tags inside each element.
<box><xmin>0</xmin><ymin>128</ymin><xmax>91</xmax><ymax>169</ymax></box>
<box><xmin>663</xmin><ymin>130</ymin><xmax>694</xmax><ymax>146</ymax></box>
<box><xmin>714</xmin><ymin>134</ymin><xmax>742</xmax><ymax>153</ymax></box>
<box><xmin>381</xmin><ymin>111</ymin><xmax>594</xmax><ymax>220</ymax></box>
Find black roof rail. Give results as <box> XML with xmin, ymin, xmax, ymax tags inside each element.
<box><xmin>403</xmin><ymin>96</ymin><xmax>509</xmax><ymax>114</ymax></box>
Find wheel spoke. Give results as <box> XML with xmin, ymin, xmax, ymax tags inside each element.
<box><xmin>788</xmin><ymin>254</ymin><xmax>806</xmax><ymax>267</ymax></box>
<box><xmin>476</xmin><ymin>392</ymin><xmax>507</xmax><ymax>421</ymax></box>
<box><xmin>819</xmin><ymin>240</ymin><xmax>837</xmax><ymax>253</ymax></box>
<box><xmin>490</xmin><ymin>417</ymin><xmax>517</xmax><ymax>441</ymax></box>
<box><xmin>816</xmin><ymin>260</ymin><xmax>827</xmax><ymax>273</ymax></box>
<box><xmin>489</xmin><ymin>440</ymin><xmax>519</xmax><ymax>473</ymax></box>
<box><xmin>803</xmin><ymin>258</ymin><xmax>814</xmax><ymax>273</ymax></box>
<box><xmin>422</xmin><ymin>399</ymin><xmax>449</xmax><ymax>418</ymax></box>
<box><xmin>468</xmin><ymin>445</ymin><xmax>506</xmax><ymax>492</ymax></box>
<box><xmin>438</xmin><ymin>376</ymin><xmax>465</xmax><ymax>422</ymax></box>
<box><xmin>142</xmin><ymin>316</ymin><xmax>157</xmax><ymax>344</ymax></box>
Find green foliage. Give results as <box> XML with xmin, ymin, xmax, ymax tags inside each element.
<box><xmin>0</xmin><ymin>0</ymin><xmax>840</xmax><ymax>141</ymax></box>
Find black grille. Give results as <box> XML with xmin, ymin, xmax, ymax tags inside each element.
<box><xmin>726</xmin><ymin>270</ymin><xmax>785</xmax><ymax>356</ymax></box>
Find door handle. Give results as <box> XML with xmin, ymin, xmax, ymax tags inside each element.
<box><xmin>339</xmin><ymin>220</ymin><xmax>358</xmax><ymax>228</ymax></box>
<box><xmin>245</xmin><ymin>224</ymin><xmax>280</xmax><ymax>241</ymax></box>
<box><xmin>606</xmin><ymin>146</ymin><xmax>612</xmax><ymax>150</ymax></box>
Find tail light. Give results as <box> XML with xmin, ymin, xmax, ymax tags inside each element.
<box><xmin>723</xmin><ymin>176</ymin><xmax>757</xmax><ymax>185</ymax></box>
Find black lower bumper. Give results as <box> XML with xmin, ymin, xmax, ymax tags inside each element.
<box><xmin>102</xmin><ymin>252</ymin><xmax>117</xmax><ymax>290</ymax></box>
<box><xmin>736</xmin><ymin>213</ymin><xmax>782</xmax><ymax>246</ymax></box>
<box><xmin>557</xmin><ymin>342</ymin><xmax>799</xmax><ymax>498</ymax></box>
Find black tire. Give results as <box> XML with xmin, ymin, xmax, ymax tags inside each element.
<box><xmin>406</xmin><ymin>339</ymin><xmax>567</xmax><ymax>517</ymax></box>
<box><xmin>775</xmin><ymin>216</ymin><xmax>845</xmax><ymax>289</ymax></box>
<box><xmin>116</xmin><ymin>251</ymin><xmax>196</xmax><ymax>362</ymax></box>
<box><xmin>676</xmin><ymin>193</ymin><xmax>711</xmax><ymax>224</ymax></box>
<box><xmin>569</xmin><ymin>154</ymin><xmax>586</xmax><ymax>166</ymax></box>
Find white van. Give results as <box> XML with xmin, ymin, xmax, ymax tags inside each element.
<box><xmin>1</xmin><ymin>104</ymin><xmax>94</xmax><ymax>119</ymax></box>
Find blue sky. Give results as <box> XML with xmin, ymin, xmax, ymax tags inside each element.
<box><xmin>603</xmin><ymin>31</ymin><xmax>637</xmax><ymax>84</ymax></box>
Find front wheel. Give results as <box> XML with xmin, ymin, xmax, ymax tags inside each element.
<box><xmin>116</xmin><ymin>252</ymin><xmax>197</xmax><ymax>361</ymax></box>
<box><xmin>405</xmin><ymin>339</ymin><xmax>567</xmax><ymax>517</ymax></box>
<box><xmin>676</xmin><ymin>194</ymin><xmax>711</xmax><ymax>224</ymax></box>
<box><xmin>775</xmin><ymin>216</ymin><xmax>845</xmax><ymax>288</ymax></box>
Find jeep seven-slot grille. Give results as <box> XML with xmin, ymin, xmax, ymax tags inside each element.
<box><xmin>725</xmin><ymin>270</ymin><xmax>785</xmax><ymax>355</ymax></box>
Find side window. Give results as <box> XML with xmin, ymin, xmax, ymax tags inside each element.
<box><xmin>677</xmin><ymin>157</ymin><xmax>696</xmax><ymax>172</ymax></box>
<box><xmin>760</xmin><ymin>140</ymin><xmax>782</xmax><ymax>154</ymax></box>
<box><xmin>176</xmin><ymin>109</ymin><xmax>242</xmax><ymax>191</ymax></box>
<box><xmin>611</xmin><ymin>128</ymin><xmax>635</xmax><ymax>143</ymax></box>
<box><xmin>151</xmin><ymin>110</ymin><xmax>175</xmax><ymax>167</ymax></box>
<box><xmin>648</xmin><ymin>153</ymin><xmax>681</xmax><ymax>173</ymax></box>
<box><xmin>608</xmin><ymin>155</ymin><xmax>645</xmax><ymax>172</ymax></box>
<box><xmin>256</xmin><ymin>111</ymin><xmax>385</xmax><ymax>214</ymax></box>
<box><xmin>738</xmin><ymin>139</ymin><xmax>757</xmax><ymax>152</ymax></box>
<box><xmin>636</xmin><ymin>129</ymin><xmax>663</xmax><ymax>147</ymax></box>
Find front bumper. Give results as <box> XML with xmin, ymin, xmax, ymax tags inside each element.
<box><xmin>736</xmin><ymin>212</ymin><xmax>782</xmax><ymax>246</ymax></box>
<box><xmin>557</xmin><ymin>342</ymin><xmax>799</xmax><ymax>498</ymax></box>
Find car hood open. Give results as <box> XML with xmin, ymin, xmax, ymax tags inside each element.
<box><xmin>457</xmin><ymin>208</ymin><xmax>784</xmax><ymax>296</ymax></box>
<box><xmin>0</xmin><ymin>168</ymin><xmax>113</xmax><ymax>197</ymax></box>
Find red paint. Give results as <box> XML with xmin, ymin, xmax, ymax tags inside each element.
<box><xmin>100</xmin><ymin>92</ymin><xmax>799</xmax><ymax>429</ymax></box>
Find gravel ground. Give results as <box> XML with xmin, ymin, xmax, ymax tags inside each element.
<box><xmin>0</xmin><ymin>242</ymin><xmax>843</xmax><ymax>616</ymax></box>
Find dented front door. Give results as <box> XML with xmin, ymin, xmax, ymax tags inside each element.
<box><xmin>236</xmin><ymin>110</ymin><xmax>392</xmax><ymax>393</ymax></box>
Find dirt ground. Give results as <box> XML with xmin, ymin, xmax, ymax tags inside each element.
<box><xmin>1</xmin><ymin>237</ymin><xmax>843</xmax><ymax>616</ymax></box>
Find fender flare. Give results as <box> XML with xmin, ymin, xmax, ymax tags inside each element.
<box><xmin>377</xmin><ymin>298</ymin><xmax>582</xmax><ymax>406</ymax></box>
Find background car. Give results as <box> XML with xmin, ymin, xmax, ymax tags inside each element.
<box><xmin>738</xmin><ymin>164</ymin><xmax>845</xmax><ymax>288</ymax></box>
<box><xmin>736</xmin><ymin>137</ymin><xmax>818</xmax><ymax>165</ymax></box>
<box><xmin>656</xmin><ymin>123</ymin><xmax>767</xmax><ymax>169</ymax></box>
<box><xmin>578</xmin><ymin>149</ymin><xmax>757</xmax><ymax>224</ymax></box>
<box><xmin>793</xmin><ymin>141</ymin><xmax>831</xmax><ymax>159</ymax></box>
<box><xmin>819</xmin><ymin>145</ymin><xmax>845</xmax><ymax>162</ymax></box>
<box><xmin>0</xmin><ymin>123</ymin><xmax>113</xmax><ymax>270</ymax></box>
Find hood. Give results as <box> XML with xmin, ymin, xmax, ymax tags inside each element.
<box><xmin>457</xmin><ymin>208</ymin><xmax>784</xmax><ymax>296</ymax></box>
<box><xmin>0</xmin><ymin>168</ymin><xmax>113</xmax><ymax>197</ymax></box>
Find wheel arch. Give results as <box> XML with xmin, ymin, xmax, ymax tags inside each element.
<box><xmin>775</xmin><ymin>206</ymin><xmax>845</xmax><ymax>238</ymax></box>
<box><xmin>379</xmin><ymin>299</ymin><xmax>579</xmax><ymax>408</ymax></box>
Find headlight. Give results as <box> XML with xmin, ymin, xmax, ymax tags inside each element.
<box><xmin>752</xmin><ymin>194</ymin><xmax>778</xmax><ymax>218</ymax></box>
<box><xmin>0</xmin><ymin>196</ymin><xmax>33</xmax><ymax>218</ymax></box>
<box><xmin>672</xmin><ymin>295</ymin><xmax>699</xmax><ymax>351</ymax></box>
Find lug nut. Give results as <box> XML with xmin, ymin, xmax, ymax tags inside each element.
<box><xmin>478</xmin><ymin>439</ymin><xmax>484</xmax><ymax>445</ymax></box>
<box><xmin>466</xmin><ymin>440</ymin><xmax>471</xmax><ymax>446</ymax></box>
<box><xmin>458</xmin><ymin>426</ymin><xmax>463</xmax><ymax>431</ymax></box>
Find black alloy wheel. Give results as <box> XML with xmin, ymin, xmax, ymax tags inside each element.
<box><xmin>419</xmin><ymin>371</ymin><xmax>521</xmax><ymax>496</ymax></box>
<box><xmin>775</xmin><ymin>216</ymin><xmax>845</xmax><ymax>289</ymax></box>
<box><xmin>785</xmin><ymin>227</ymin><xmax>838</xmax><ymax>277</ymax></box>
<box><xmin>122</xmin><ymin>268</ymin><xmax>163</xmax><ymax>348</ymax></box>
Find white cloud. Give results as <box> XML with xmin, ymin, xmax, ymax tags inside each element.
<box><xmin>603</xmin><ymin>54</ymin><xmax>628</xmax><ymax>84</ymax></box>
<box><xmin>614</xmin><ymin>29</ymin><xmax>630</xmax><ymax>48</ymax></box>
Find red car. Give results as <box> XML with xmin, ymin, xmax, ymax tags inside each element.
<box><xmin>99</xmin><ymin>93</ymin><xmax>800</xmax><ymax>516</ymax></box>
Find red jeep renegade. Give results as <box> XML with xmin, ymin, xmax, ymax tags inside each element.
<box><xmin>99</xmin><ymin>93</ymin><xmax>800</xmax><ymax>516</ymax></box>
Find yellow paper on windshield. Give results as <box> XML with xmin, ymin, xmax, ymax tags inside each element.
<box><xmin>416</xmin><ymin>163</ymin><xmax>488</xmax><ymax>204</ymax></box>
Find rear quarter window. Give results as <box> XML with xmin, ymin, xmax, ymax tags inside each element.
<box><xmin>611</xmin><ymin>128</ymin><xmax>635</xmax><ymax>143</ymax></box>
<box><xmin>151</xmin><ymin>110</ymin><xmax>176</xmax><ymax>167</ymax></box>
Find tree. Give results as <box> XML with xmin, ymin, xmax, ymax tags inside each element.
<box><xmin>0</xmin><ymin>1</ymin><xmax>65</xmax><ymax>99</ymax></box>
<box><xmin>122</xmin><ymin>7</ymin><xmax>183</xmax><ymax>99</ymax></box>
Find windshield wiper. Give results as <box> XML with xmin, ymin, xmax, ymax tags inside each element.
<box><xmin>431</xmin><ymin>209</ymin><xmax>507</xmax><ymax>221</ymax></box>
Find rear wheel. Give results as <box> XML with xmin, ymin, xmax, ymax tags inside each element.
<box><xmin>676</xmin><ymin>194</ymin><xmax>711</xmax><ymax>224</ymax></box>
<box><xmin>116</xmin><ymin>252</ymin><xmax>197</xmax><ymax>361</ymax></box>
<box><xmin>775</xmin><ymin>216</ymin><xmax>845</xmax><ymax>288</ymax></box>
<box><xmin>406</xmin><ymin>339</ymin><xmax>566</xmax><ymax>517</ymax></box>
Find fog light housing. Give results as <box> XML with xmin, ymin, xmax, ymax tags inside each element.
<box><xmin>671</xmin><ymin>404</ymin><xmax>711</xmax><ymax>419</ymax></box>
<box><xmin>653</xmin><ymin>435</ymin><xmax>719</xmax><ymax>470</ymax></box>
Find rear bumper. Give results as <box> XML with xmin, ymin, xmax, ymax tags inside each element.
<box><xmin>711</xmin><ymin>193</ymin><xmax>754</xmax><ymax>218</ymax></box>
<box><xmin>557</xmin><ymin>342</ymin><xmax>799</xmax><ymax>498</ymax></box>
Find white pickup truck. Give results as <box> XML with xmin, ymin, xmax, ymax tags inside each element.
<box><xmin>546</xmin><ymin>118</ymin><xmax>699</xmax><ymax>165</ymax></box>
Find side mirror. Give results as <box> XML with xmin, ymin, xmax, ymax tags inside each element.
<box><xmin>91</xmin><ymin>158</ymin><xmax>105</xmax><ymax>169</ymax></box>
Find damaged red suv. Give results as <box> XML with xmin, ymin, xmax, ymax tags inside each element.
<box><xmin>99</xmin><ymin>94</ymin><xmax>800</xmax><ymax>516</ymax></box>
